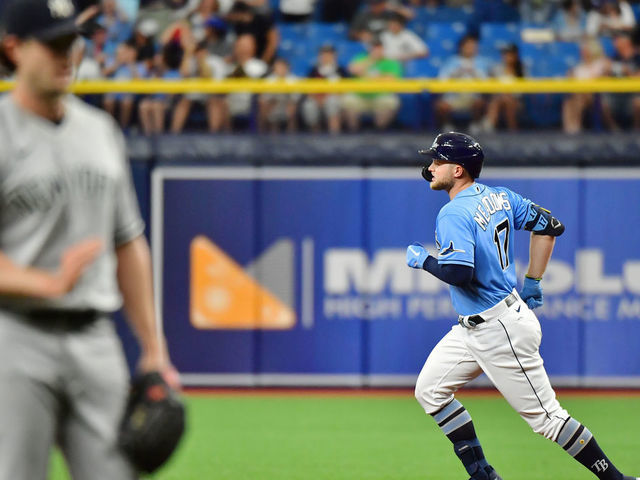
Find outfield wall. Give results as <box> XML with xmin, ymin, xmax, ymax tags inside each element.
<box><xmin>119</xmin><ymin>135</ymin><xmax>640</xmax><ymax>387</ymax></box>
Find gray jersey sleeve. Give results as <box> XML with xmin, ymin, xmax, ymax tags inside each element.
<box><xmin>111</xmin><ymin>122</ymin><xmax>145</xmax><ymax>246</ymax></box>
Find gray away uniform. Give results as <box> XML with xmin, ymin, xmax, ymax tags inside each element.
<box><xmin>0</xmin><ymin>93</ymin><xmax>144</xmax><ymax>480</ymax></box>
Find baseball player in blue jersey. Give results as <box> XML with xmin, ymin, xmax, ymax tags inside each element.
<box><xmin>406</xmin><ymin>132</ymin><xmax>637</xmax><ymax>480</ymax></box>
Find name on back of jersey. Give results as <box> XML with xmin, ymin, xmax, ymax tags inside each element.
<box><xmin>473</xmin><ymin>192</ymin><xmax>512</xmax><ymax>231</ymax></box>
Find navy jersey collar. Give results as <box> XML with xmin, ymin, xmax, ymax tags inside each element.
<box><xmin>456</xmin><ymin>183</ymin><xmax>486</xmax><ymax>198</ymax></box>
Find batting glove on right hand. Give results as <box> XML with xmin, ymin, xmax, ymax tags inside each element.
<box><xmin>520</xmin><ymin>276</ymin><xmax>543</xmax><ymax>309</ymax></box>
<box><xmin>406</xmin><ymin>242</ymin><xmax>428</xmax><ymax>269</ymax></box>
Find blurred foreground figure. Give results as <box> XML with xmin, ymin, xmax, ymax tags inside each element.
<box><xmin>0</xmin><ymin>0</ymin><xmax>179</xmax><ymax>478</ymax></box>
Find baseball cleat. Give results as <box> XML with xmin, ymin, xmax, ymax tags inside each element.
<box><xmin>486</xmin><ymin>466</ymin><xmax>502</xmax><ymax>480</ymax></box>
<box><xmin>467</xmin><ymin>466</ymin><xmax>502</xmax><ymax>480</ymax></box>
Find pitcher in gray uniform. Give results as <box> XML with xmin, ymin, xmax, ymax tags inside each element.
<box><xmin>0</xmin><ymin>0</ymin><xmax>179</xmax><ymax>478</ymax></box>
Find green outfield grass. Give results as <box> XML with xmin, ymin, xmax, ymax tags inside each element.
<box><xmin>50</xmin><ymin>391</ymin><xmax>640</xmax><ymax>480</ymax></box>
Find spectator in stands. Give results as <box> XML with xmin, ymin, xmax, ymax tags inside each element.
<box><xmin>349</xmin><ymin>0</ymin><xmax>414</xmax><ymax>43</ymax></box>
<box><xmin>242</xmin><ymin>0</ymin><xmax>271</xmax><ymax>14</ymax></box>
<box><xmin>172</xmin><ymin>35</ymin><xmax>229</xmax><ymax>132</ymax></box>
<box><xmin>227</xmin><ymin>1</ymin><xmax>279</xmax><ymax>64</ymax></box>
<box><xmin>418</xmin><ymin>0</ymin><xmax>474</xmax><ymax>5</ymax></box>
<box><xmin>279</xmin><ymin>0</ymin><xmax>317</xmax><ymax>22</ymax></box>
<box><xmin>103</xmin><ymin>40</ymin><xmax>140</xmax><ymax>129</ymax></box>
<box><xmin>225</xmin><ymin>34</ymin><xmax>269</xmax><ymax>130</ymax></box>
<box><xmin>136</xmin><ymin>0</ymin><xmax>203</xmax><ymax>39</ymax></box>
<box><xmin>518</xmin><ymin>0</ymin><xmax>562</xmax><ymax>25</ymax></box>
<box><xmin>380</xmin><ymin>13</ymin><xmax>429</xmax><ymax>62</ymax></box>
<box><xmin>322</xmin><ymin>0</ymin><xmax>360</xmax><ymax>24</ymax></box>
<box><xmin>258</xmin><ymin>58</ymin><xmax>301</xmax><ymax>132</ymax></box>
<box><xmin>552</xmin><ymin>0</ymin><xmax>588</xmax><ymax>41</ymax></box>
<box><xmin>118</xmin><ymin>0</ymin><xmax>139</xmax><ymax>19</ymax></box>
<box><xmin>601</xmin><ymin>32</ymin><xmax>640</xmax><ymax>130</ymax></box>
<box><xmin>562</xmin><ymin>38</ymin><xmax>610</xmax><ymax>133</ymax></box>
<box><xmin>201</xmin><ymin>16</ymin><xmax>234</xmax><ymax>57</ymax></box>
<box><xmin>342</xmin><ymin>39</ymin><xmax>402</xmax><ymax>131</ymax></box>
<box><xmin>138</xmin><ymin>36</ymin><xmax>186</xmax><ymax>135</ymax></box>
<box><xmin>302</xmin><ymin>44</ymin><xmax>349</xmax><ymax>133</ymax></box>
<box><xmin>482</xmin><ymin>43</ymin><xmax>524</xmax><ymax>132</ymax></box>
<box><xmin>85</xmin><ymin>23</ymin><xmax>115</xmax><ymax>74</ymax></box>
<box><xmin>586</xmin><ymin>0</ymin><xmax>636</xmax><ymax>37</ymax></box>
<box><xmin>73</xmin><ymin>38</ymin><xmax>103</xmax><ymax>80</ymax></box>
<box><xmin>186</xmin><ymin>0</ymin><xmax>218</xmax><ymax>42</ymax></box>
<box><xmin>100</xmin><ymin>0</ymin><xmax>133</xmax><ymax>47</ymax></box>
<box><xmin>132</xmin><ymin>18</ymin><xmax>160</xmax><ymax>64</ymax></box>
<box><xmin>185</xmin><ymin>0</ymin><xmax>219</xmax><ymax>41</ymax></box>
<box><xmin>434</xmin><ymin>34</ymin><xmax>490</xmax><ymax>133</ymax></box>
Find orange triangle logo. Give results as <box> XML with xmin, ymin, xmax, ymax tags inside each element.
<box><xmin>190</xmin><ymin>236</ymin><xmax>296</xmax><ymax>330</ymax></box>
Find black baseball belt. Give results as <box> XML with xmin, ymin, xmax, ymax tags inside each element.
<box><xmin>1</xmin><ymin>307</ymin><xmax>103</xmax><ymax>330</ymax></box>
<box><xmin>458</xmin><ymin>293</ymin><xmax>518</xmax><ymax>328</ymax></box>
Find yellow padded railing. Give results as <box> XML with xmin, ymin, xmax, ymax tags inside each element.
<box><xmin>2</xmin><ymin>77</ymin><xmax>640</xmax><ymax>94</ymax></box>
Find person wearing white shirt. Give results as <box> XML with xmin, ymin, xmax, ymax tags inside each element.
<box><xmin>302</xmin><ymin>44</ymin><xmax>349</xmax><ymax>133</ymax></box>
<box><xmin>586</xmin><ymin>0</ymin><xmax>636</xmax><ymax>37</ymax></box>
<box><xmin>435</xmin><ymin>34</ymin><xmax>489</xmax><ymax>134</ymax></box>
<box><xmin>225</xmin><ymin>34</ymin><xmax>269</xmax><ymax>130</ymax></box>
<box><xmin>258</xmin><ymin>58</ymin><xmax>301</xmax><ymax>132</ymax></box>
<box><xmin>280</xmin><ymin>0</ymin><xmax>316</xmax><ymax>22</ymax></box>
<box><xmin>562</xmin><ymin>38</ymin><xmax>611</xmax><ymax>133</ymax></box>
<box><xmin>172</xmin><ymin>38</ymin><xmax>229</xmax><ymax>133</ymax></box>
<box><xmin>380</xmin><ymin>13</ymin><xmax>428</xmax><ymax>62</ymax></box>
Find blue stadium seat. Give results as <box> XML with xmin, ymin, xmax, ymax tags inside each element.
<box><xmin>336</xmin><ymin>41</ymin><xmax>367</xmax><ymax>66</ymax></box>
<box><xmin>278</xmin><ymin>40</ymin><xmax>312</xmax><ymax>64</ymax></box>
<box><xmin>480</xmin><ymin>23</ymin><xmax>520</xmax><ymax>50</ymax></box>
<box><xmin>404</xmin><ymin>58</ymin><xmax>439</xmax><ymax>78</ymax></box>
<box><xmin>412</xmin><ymin>7</ymin><xmax>432</xmax><ymax>25</ymax></box>
<box><xmin>407</xmin><ymin>19</ymin><xmax>426</xmax><ymax>38</ymax></box>
<box><xmin>521</xmin><ymin>41</ymin><xmax>578</xmax><ymax>78</ymax></box>
<box><xmin>473</xmin><ymin>0</ymin><xmax>519</xmax><ymax>22</ymax></box>
<box><xmin>424</xmin><ymin>22</ymin><xmax>468</xmax><ymax>61</ymax></box>
<box><xmin>307</xmin><ymin>22</ymin><xmax>348</xmax><ymax>43</ymax></box>
<box><xmin>551</xmin><ymin>41</ymin><xmax>581</xmax><ymax>72</ymax></box>
<box><xmin>632</xmin><ymin>3</ymin><xmax>640</xmax><ymax>22</ymax></box>
<box><xmin>431</xmin><ymin>6</ymin><xmax>474</xmax><ymax>22</ymax></box>
<box><xmin>396</xmin><ymin>94</ymin><xmax>422</xmax><ymax>130</ymax></box>
<box><xmin>278</xmin><ymin>24</ymin><xmax>307</xmax><ymax>43</ymax></box>
<box><xmin>416</xmin><ymin>5</ymin><xmax>474</xmax><ymax>23</ymax></box>
<box><xmin>306</xmin><ymin>22</ymin><xmax>349</xmax><ymax>52</ymax></box>
<box><xmin>289</xmin><ymin>57</ymin><xmax>314</xmax><ymax>76</ymax></box>
<box><xmin>524</xmin><ymin>94</ymin><xmax>563</xmax><ymax>128</ymax></box>
<box><xmin>600</xmin><ymin>36</ymin><xmax>615</xmax><ymax>57</ymax></box>
<box><xmin>477</xmin><ymin>45</ymin><xmax>502</xmax><ymax>63</ymax></box>
<box><xmin>519</xmin><ymin>42</ymin><xmax>549</xmax><ymax>77</ymax></box>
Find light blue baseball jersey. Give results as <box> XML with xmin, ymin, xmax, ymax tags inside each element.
<box><xmin>435</xmin><ymin>182</ymin><xmax>534</xmax><ymax>315</ymax></box>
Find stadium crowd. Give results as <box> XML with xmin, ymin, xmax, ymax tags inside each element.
<box><xmin>4</xmin><ymin>0</ymin><xmax>640</xmax><ymax>134</ymax></box>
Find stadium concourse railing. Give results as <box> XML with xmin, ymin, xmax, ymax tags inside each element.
<box><xmin>3</xmin><ymin>77</ymin><xmax>640</xmax><ymax>94</ymax></box>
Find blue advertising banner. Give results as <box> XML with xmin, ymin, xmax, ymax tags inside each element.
<box><xmin>151</xmin><ymin>167</ymin><xmax>640</xmax><ymax>386</ymax></box>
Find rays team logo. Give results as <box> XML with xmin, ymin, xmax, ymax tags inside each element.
<box><xmin>48</xmin><ymin>0</ymin><xmax>75</xmax><ymax>18</ymax></box>
<box><xmin>190</xmin><ymin>236</ymin><xmax>296</xmax><ymax>329</ymax></box>
<box><xmin>438</xmin><ymin>241</ymin><xmax>465</xmax><ymax>258</ymax></box>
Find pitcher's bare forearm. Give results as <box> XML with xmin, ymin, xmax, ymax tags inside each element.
<box><xmin>0</xmin><ymin>238</ymin><xmax>102</xmax><ymax>298</ymax></box>
<box><xmin>116</xmin><ymin>235</ymin><xmax>168</xmax><ymax>367</ymax></box>
<box><xmin>0</xmin><ymin>252</ymin><xmax>62</xmax><ymax>297</ymax></box>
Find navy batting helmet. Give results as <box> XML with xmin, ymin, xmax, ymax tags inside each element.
<box><xmin>418</xmin><ymin>132</ymin><xmax>484</xmax><ymax>181</ymax></box>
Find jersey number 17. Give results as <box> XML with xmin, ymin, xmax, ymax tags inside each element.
<box><xmin>493</xmin><ymin>219</ymin><xmax>510</xmax><ymax>270</ymax></box>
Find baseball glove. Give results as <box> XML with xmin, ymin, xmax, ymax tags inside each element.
<box><xmin>119</xmin><ymin>371</ymin><xmax>186</xmax><ymax>474</ymax></box>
